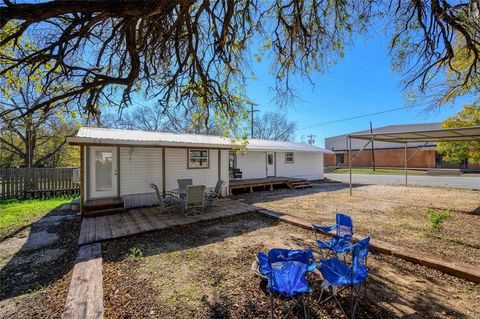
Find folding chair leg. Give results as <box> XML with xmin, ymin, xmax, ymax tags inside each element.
<box><xmin>303</xmin><ymin>299</ymin><xmax>308</xmax><ymax>319</ymax></box>
<box><xmin>351</xmin><ymin>286</ymin><xmax>355</xmax><ymax>317</ymax></box>
<box><xmin>270</xmin><ymin>291</ymin><xmax>274</xmax><ymax>319</ymax></box>
<box><xmin>351</xmin><ymin>297</ymin><xmax>359</xmax><ymax>319</ymax></box>
<box><xmin>333</xmin><ymin>294</ymin><xmax>348</xmax><ymax>319</ymax></box>
<box><xmin>318</xmin><ymin>287</ymin><xmax>325</xmax><ymax>302</ymax></box>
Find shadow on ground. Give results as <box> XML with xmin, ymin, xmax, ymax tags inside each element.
<box><xmin>231</xmin><ymin>181</ymin><xmax>366</xmax><ymax>205</ymax></box>
<box><xmin>101</xmin><ymin>213</ymin><xmax>473</xmax><ymax>319</ymax></box>
<box><xmin>0</xmin><ymin>204</ymin><xmax>80</xmax><ymax>301</ymax></box>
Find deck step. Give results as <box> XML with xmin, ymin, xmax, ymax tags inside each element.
<box><xmin>287</xmin><ymin>180</ymin><xmax>312</xmax><ymax>189</ymax></box>
<box><xmin>83</xmin><ymin>207</ymin><xmax>126</xmax><ymax>218</ymax></box>
<box><xmin>84</xmin><ymin>197</ymin><xmax>124</xmax><ymax>213</ymax></box>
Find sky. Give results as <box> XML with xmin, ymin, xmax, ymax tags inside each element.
<box><xmin>244</xmin><ymin>27</ymin><xmax>469</xmax><ymax>148</ymax></box>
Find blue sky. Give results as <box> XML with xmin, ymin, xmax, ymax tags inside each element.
<box><xmin>245</xmin><ymin>28</ymin><xmax>468</xmax><ymax>147</ymax></box>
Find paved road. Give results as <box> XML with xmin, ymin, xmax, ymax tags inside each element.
<box><xmin>325</xmin><ymin>173</ymin><xmax>480</xmax><ymax>190</ymax></box>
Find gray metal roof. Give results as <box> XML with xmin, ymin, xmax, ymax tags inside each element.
<box><xmin>349</xmin><ymin>126</ymin><xmax>480</xmax><ymax>143</ymax></box>
<box><xmin>68</xmin><ymin>127</ymin><xmax>333</xmax><ymax>153</ymax></box>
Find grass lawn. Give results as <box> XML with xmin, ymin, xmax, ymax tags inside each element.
<box><xmin>332</xmin><ymin>168</ymin><xmax>425</xmax><ymax>175</ymax></box>
<box><xmin>234</xmin><ymin>183</ymin><xmax>480</xmax><ymax>265</ymax></box>
<box><xmin>0</xmin><ymin>196</ymin><xmax>75</xmax><ymax>238</ymax></box>
<box><xmin>102</xmin><ymin>214</ymin><xmax>479</xmax><ymax>318</ymax></box>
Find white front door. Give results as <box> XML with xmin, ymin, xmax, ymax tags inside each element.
<box><xmin>266</xmin><ymin>152</ymin><xmax>275</xmax><ymax>177</ymax></box>
<box><xmin>89</xmin><ymin>146</ymin><xmax>118</xmax><ymax>198</ymax></box>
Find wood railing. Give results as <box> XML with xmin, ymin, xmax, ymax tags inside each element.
<box><xmin>0</xmin><ymin>167</ymin><xmax>80</xmax><ymax>199</ymax></box>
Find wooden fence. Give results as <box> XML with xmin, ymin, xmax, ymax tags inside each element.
<box><xmin>0</xmin><ymin>167</ymin><xmax>80</xmax><ymax>199</ymax></box>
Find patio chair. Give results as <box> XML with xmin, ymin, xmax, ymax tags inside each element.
<box><xmin>312</xmin><ymin>213</ymin><xmax>353</xmax><ymax>259</ymax></box>
<box><xmin>317</xmin><ymin>236</ymin><xmax>370</xmax><ymax>319</ymax></box>
<box><xmin>181</xmin><ymin>184</ymin><xmax>205</xmax><ymax>217</ymax></box>
<box><xmin>149</xmin><ymin>183</ymin><xmax>181</xmax><ymax>216</ymax></box>
<box><xmin>256</xmin><ymin>249</ymin><xmax>316</xmax><ymax>319</ymax></box>
<box><xmin>177</xmin><ymin>178</ymin><xmax>193</xmax><ymax>198</ymax></box>
<box><xmin>204</xmin><ymin>180</ymin><xmax>225</xmax><ymax>208</ymax></box>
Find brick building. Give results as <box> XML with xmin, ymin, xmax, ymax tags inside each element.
<box><xmin>324</xmin><ymin>123</ymin><xmax>475</xmax><ymax>169</ymax></box>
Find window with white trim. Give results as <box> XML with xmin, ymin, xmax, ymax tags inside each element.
<box><xmin>285</xmin><ymin>152</ymin><xmax>294</xmax><ymax>163</ymax></box>
<box><xmin>188</xmin><ymin>149</ymin><xmax>209</xmax><ymax>168</ymax></box>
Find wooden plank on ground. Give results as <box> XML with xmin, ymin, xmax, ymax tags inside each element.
<box><xmin>63</xmin><ymin>243</ymin><xmax>103</xmax><ymax>319</ymax></box>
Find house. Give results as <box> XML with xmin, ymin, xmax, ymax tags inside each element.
<box><xmin>67</xmin><ymin>127</ymin><xmax>332</xmax><ymax>214</ymax></box>
<box><xmin>323</xmin><ymin>122</ymin><xmax>469</xmax><ymax>169</ymax></box>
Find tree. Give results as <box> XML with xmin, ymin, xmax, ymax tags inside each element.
<box><xmin>253</xmin><ymin>112</ymin><xmax>296</xmax><ymax>141</ymax></box>
<box><xmin>1</xmin><ymin>0</ymin><xmax>479</xmax><ymax>128</ymax></box>
<box><xmin>436</xmin><ymin>103</ymin><xmax>480</xmax><ymax>164</ymax></box>
<box><xmin>0</xmin><ymin>21</ymin><xmax>80</xmax><ymax>168</ymax></box>
<box><xmin>102</xmin><ymin>101</ymin><xmax>233</xmax><ymax>135</ymax></box>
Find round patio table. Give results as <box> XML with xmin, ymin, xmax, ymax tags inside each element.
<box><xmin>169</xmin><ymin>186</ymin><xmax>213</xmax><ymax>198</ymax></box>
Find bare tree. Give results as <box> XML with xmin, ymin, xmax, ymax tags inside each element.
<box><xmin>102</xmin><ymin>102</ymin><xmax>226</xmax><ymax>135</ymax></box>
<box><xmin>0</xmin><ymin>0</ymin><xmax>479</xmax><ymax>123</ymax></box>
<box><xmin>253</xmin><ymin>112</ymin><xmax>296</xmax><ymax>141</ymax></box>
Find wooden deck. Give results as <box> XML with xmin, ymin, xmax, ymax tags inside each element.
<box><xmin>229</xmin><ymin>176</ymin><xmax>311</xmax><ymax>192</ymax></box>
<box><xmin>78</xmin><ymin>198</ymin><xmax>257</xmax><ymax>245</ymax></box>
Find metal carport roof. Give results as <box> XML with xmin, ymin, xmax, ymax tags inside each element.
<box><xmin>345</xmin><ymin>125</ymin><xmax>480</xmax><ymax>195</ymax></box>
<box><xmin>348</xmin><ymin>126</ymin><xmax>480</xmax><ymax>143</ymax></box>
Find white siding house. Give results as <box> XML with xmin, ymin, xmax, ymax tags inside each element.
<box><xmin>68</xmin><ymin>127</ymin><xmax>332</xmax><ymax>211</ymax></box>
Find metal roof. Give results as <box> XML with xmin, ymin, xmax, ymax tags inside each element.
<box><xmin>349</xmin><ymin>126</ymin><xmax>480</xmax><ymax>143</ymax></box>
<box><xmin>68</xmin><ymin>127</ymin><xmax>333</xmax><ymax>153</ymax></box>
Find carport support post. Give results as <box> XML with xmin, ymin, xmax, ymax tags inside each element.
<box><xmin>349</xmin><ymin>136</ymin><xmax>352</xmax><ymax>196</ymax></box>
<box><xmin>404</xmin><ymin>143</ymin><xmax>408</xmax><ymax>187</ymax></box>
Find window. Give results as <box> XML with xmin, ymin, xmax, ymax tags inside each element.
<box><xmin>336</xmin><ymin>153</ymin><xmax>345</xmax><ymax>166</ymax></box>
<box><xmin>285</xmin><ymin>152</ymin><xmax>294</xmax><ymax>163</ymax></box>
<box><xmin>188</xmin><ymin>149</ymin><xmax>209</xmax><ymax>168</ymax></box>
<box><xmin>267</xmin><ymin>154</ymin><xmax>274</xmax><ymax>165</ymax></box>
<box><xmin>228</xmin><ymin>151</ymin><xmax>237</xmax><ymax>172</ymax></box>
<box><xmin>95</xmin><ymin>151</ymin><xmax>113</xmax><ymax>191</ymax></box>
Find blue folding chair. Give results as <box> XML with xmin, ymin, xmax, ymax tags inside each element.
<box><xmin>312</xmin><ymin>213</ymin><xmax>353</xmax><ymax>258</ymax></box>
<box><xmin>317</xmin><ymin>237</ymin><xmax>370</xmax><ymax>319</ymax></box>
<box><xmin>257</xmin><ymin>249</ymin><xmax>316</xmax><ymax>319</ymax></box>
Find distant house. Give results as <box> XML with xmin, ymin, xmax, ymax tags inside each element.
<box><xmin>68</xmin><ymin>127</ymin><xmax>331</xmax><ymax>213</ymax></box>
<box><xmin>324</xmin><ymin>123</ymin><xmax>473</xmax><ymax>169</ymax></box>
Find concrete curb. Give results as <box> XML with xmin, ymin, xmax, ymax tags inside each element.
<box><xmin>256</xmin><ymin>209</ymin><xmax>480</xmax><ymax>284</ymax></box>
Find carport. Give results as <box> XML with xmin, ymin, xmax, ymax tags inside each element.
<box><xmin>346</xmin><ymin>126</ymin><xmax>480</xmax><ymax>195</ymax></box>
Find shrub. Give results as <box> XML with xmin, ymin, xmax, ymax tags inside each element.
<box><xmin>426</xmin><ymin>206</ymin><xmax>452</xmax><ymax>232</ymax></box>
<box><xmin>127</xmin><ymin>247</ymin><xmax>143</xmax><ymax>258</ymax></box>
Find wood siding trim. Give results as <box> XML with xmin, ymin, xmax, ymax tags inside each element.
<box><xmin>218</xmin><ymin>149</ymin><xmax>221</xmax><ymax>181</ymax></box>
<box><xmin>85</xmin><ymin>146</ymin><xmax>90</xmax><ymax>201</ymax></box>
<box><xmin>80</xmin><ymin>146</ymin><xmax>85</xmax><ymax>214</ymax></box>
<box><xmin>162</xmin><ymin>147</ymin><xmax>166</xmax><ymax>195</ymax></box>
<box><xmin>116</xmin><ymin>146</ymin><xmax>120</xmax><ymax>196</ymax></box>
<box><xmin>274</xmin><ymin>152</ymin><xmax>277</xmax><ymax>176</ymax></box>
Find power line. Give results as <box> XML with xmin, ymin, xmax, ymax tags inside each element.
<box><xmin>297</xmin><ymin>105</ymin><xmax>421</xmax><ymax>130</ymax></box>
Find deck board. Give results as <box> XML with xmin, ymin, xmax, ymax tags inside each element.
<box><xmin>229</xmin><ymin>176</ymin><xmax>304</xmax><ymax>191</ymax></box>
<box><xmin>78</xmin><ymin>198</ymin><xmax>257</xmax><ymax>245</ymax></box>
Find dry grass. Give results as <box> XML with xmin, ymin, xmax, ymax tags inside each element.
<box><xmin>234</xmin><ymin>183</ymin><xmax>480</xmax><ymax>265</ymax></box>
<box><xmin>102</xmin><ymin>214</ymin><xmax>479</xmax><ymax>319</ymax></box>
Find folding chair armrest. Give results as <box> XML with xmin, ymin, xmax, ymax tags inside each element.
<box><xmin>312</xmin><ymin>224</ymin><xmax>336</xmax><ymax>233</ymax></box>
<box><xmin>305</xmin><ymin>250</ymin><xmax>317</xmax><ymax>272</ymax></box>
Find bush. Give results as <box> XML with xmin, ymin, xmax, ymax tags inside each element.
<box><xmin>426</xmin><ymin>206</ymin><xmax>452</xmax><ymax>232</ymax></box>
<box><xmin>127</xmin><ymin>247</ymin><xmax>143</xmax><ymax>258</ymax></box>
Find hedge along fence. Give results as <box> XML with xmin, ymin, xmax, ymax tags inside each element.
<box><xmin>0</xmin><ymin>167</ymin><xmax>80</xmax><ymax>199</ymax></box>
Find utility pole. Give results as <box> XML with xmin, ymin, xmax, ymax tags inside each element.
<box><xmin>307</xmin><ymin>134</ymin><xmax>316</xmax><ymax>145</ymax></box>
<box><xmin>369</xmin><ymin>121</ymin><xmax>376</xmax><ymax>171</ymax></box>
<box><xmin>247</xmin><ymin>102</ymin><xmax>259</xmax><ymax>138</ymax></box>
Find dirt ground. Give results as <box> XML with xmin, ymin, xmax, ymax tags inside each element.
<box><xmin>102</xmin><ymin>214</ymin><xmax>480</xmax><ymax>319</ymax></box>
<box><xmin>233</xmin><ymin>183</ymin><xmax>480</xmax><ymax>265</ymax></box>
<box><xmin>0</xmin><ymin>207</ymin><xmax>80</xmax><ymax>319</ymax></box>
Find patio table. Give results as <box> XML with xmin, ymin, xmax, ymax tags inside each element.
<box><xmin>169</xmin><ymin>186</ymin><xmax>213</xmax><ymax>198</ymax></box>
